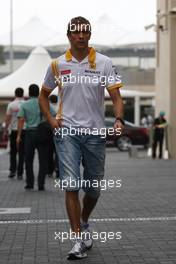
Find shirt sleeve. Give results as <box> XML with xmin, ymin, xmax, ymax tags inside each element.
<box><xmin>105</xmin><ymin>59</ymin><xmax>123</xmax><ymax>91</ymax></box>
<box><xmin>42</xmin><ymin>64</ymin><xmax>57</xmax><ymax>91</ymax></box>
<box><xmin>17</xmin><ymin>103</ymin><xmax>25</xmax><ymax>118</ymax></box>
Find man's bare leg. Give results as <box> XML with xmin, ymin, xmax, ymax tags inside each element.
<box><xmin>81</xmin><ymin>194</ymin><xmax>98</xmax><ymax>223</ymax></box>
<box><xmin>65</xmin><ymin>191</ymin><xmax>81</xmax><ymax>234</ymax></box>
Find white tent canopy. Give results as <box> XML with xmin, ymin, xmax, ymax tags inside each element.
<box><xmin>43</xmin><ymin>15</ymin><xmax>156</xmax><ymax>47</ymax></box>
<box><xmin>0</xmin><ymin>16</ymin><xmax>155</xmax><ymax>47</ymax></box>
<box><xmin>92</xmin><ymin>14</ymin><xmax>155</xmax><ymax>46</ymax></box>
<box><xmin>0</xmin><ymin>17</ymin><xmax>63</xmax><ymax>47</ymax></box>
<box><xmin>0</xmin><ymin>46</ymin><xmax>51</xmax><ymax>97</ymax></box>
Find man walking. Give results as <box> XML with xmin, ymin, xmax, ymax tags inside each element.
<box><xmin>3</xmin><ymin>87</ymin><xmax>25</xmax><ymax>179</ymax></box>
<box><xmin>17</xmin><ymin>84</ymin><xmax>50</xmax><ymax>190</ymax></box>
<box><xmin>39</xmin><ymin>16</ymin><xmax>124</xmax><ymax>260</ymax></box>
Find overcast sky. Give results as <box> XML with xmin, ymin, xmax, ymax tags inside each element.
<box><xmin>0</xmin><ymin>0</ymin><xmax>156</xmax><ymax>35</ymax></box>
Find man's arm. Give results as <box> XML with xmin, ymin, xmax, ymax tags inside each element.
<box><xmin>108</xmin><ymin>88</ymin><xmax>124</xmax><ymax>130</ymax></box>
<box><xmin>153</xmin><ymin>118</ymin><xmax>167</xmax><ymax>129</ymax></box>
<box><xmin>16</xmin><ymin>117</ymin><xmax>25</xmax><ymax>147</ymax></box>
<box><xmin>16</xmin><ymin>103</ymin><xmax>25</xmax><ymax>147</ymax></box>
<box><xmin>158</xmin><ymin>122</ymin><xmax>167</xmax><ymax>129</ymax></box>
<box><xmin>38</xmin><ymin>87</ymin><xmax>60</xmax><ymax>129</ymax></box>
<box><xmin>3</xmin><ymin>114</ymin><xmax>11</xmax><ymax>136</ymax></box>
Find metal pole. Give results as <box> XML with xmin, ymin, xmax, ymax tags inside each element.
<box><xmin>134</xmin><ymin>95</ymin><xmax>140</xmax><ymax>125</ymax></box>
<box><xmin>10</xmin><ymin>0</ymin><xmax>13</xmax><ymax>72</ymax></box>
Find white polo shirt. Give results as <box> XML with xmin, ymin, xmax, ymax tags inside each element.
<box><xmin>42</xmin><ymin>47</ymin><xmax>123</xmax><ymax>130</ymax></box>
<box><xmin>6</xmin><ymin>98</ymin><xmax>25</xmax><ymax>131</ymax></box>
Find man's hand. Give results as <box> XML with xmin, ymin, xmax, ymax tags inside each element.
<box><xmin>48</xmin><ymin>117</ymin><xmax>63</xmax><ymax>129</ymax></box>
<box><xmin>16</xmin><ymin>135</ymin><xmax>21</xmax><ymax>150</ymax></box>
<box><xmin>114</xmin><ymin>119</ymin><xmax>124</xmax><ymax>135</ymax></box>
<box><xmin>155</xmin><ymin>123</ymin><xmax>167</xmax><ymax>129</ymax></box>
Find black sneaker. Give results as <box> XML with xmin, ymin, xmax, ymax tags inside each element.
<box><xmin>67</xmin><ymin>239</ymin><xmax>87</xmax><ymax>260</ymax></box>
<box><xmin>24</xmin><ymin>185</ymin><xmax>33</xmax><ymax>190</ymax></box>
<box><xmin>38</xmin><ymin>187</ymin><xmax>45</xmax><ymax>191</ymax></box>
<box><xmin>17</xmin><ymin>175</ymin><xmax>23</xmax><ymax>180</ymax></box>
<box><xmin>8</xmin><ymin>172</ymin><xmax>15</xmax><ymax>178</ymax></box>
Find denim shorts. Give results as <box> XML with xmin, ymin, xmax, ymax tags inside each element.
<box><xmin>54</xmin><ymin>131</ymin><xmax>106</xmax><ymax>198</ymax></box>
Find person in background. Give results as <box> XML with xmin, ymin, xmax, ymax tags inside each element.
<box><xmin>49</xmin><ymin>94</ymin><xmax>58</xmax><ymax>112</ymax></box>
<box><xmin>3</xmin><ymin>87</ymin><xmax>25</xmax><ymax>179</ymax></box>
<box><xmin>17</xmin><ymin>84</ymin><xmax>50</xmax><ymax>191</ymax></box>
<box><xmin>147</xmin><ymin>114</ymin><xmax>153</xmax><ymax>127</ymax></box>
<box><xmin>141</xmin><ymin>114</ymin><xmax>154</xmax><ymax>127</ymax></box>
<box><xmin>141</xmin><ymin>114</ymin><xmax>148</xmax><ymax>127</ymax></box>
<box><xmin>152</xmin><ymin>111</ymin><xmax>167</xmax><ymax>159</ymax></box>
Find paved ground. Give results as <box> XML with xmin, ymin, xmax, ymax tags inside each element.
<box><xmin>0</xmin><ymin>148</ymin><xmax>176</xmax><ymax>264</ymax></box>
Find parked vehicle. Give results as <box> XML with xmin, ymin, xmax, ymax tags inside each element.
<box><xmin>105</xmin><ymin>118</ymin><xmax>149</xmax><ymax>151</ymax></box>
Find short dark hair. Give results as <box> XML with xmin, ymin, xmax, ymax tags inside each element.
<box><xmin>49</xmin><ymin>95</ymin><xmax>58</xmax><ymax>104</ymax></box>
<box><xmin>29</xmin><ymin>84</ymin><xmax>39</xmax><ymax>97</ymax></box>
<box><xmin>67</xmin><ymin>16</ymin><xmax>91</xmax><ymax>35</ymax></box>
<box><xmin>15</xmin><ymin>87</ymin><xmax>24</xmax><ymax>97</ymax></box>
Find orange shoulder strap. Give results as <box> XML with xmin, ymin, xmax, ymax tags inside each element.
<box><xmin>51</xmin><ymin>59</ymin><xmax>63</xmax><ymax>120</ymax></box>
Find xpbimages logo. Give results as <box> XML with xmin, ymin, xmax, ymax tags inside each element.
<box><xmin>54</xmin><ymin>73</ymin><xmax>122</xmax><ymax>87</ymax></box>
<box><xmin>54</xmin><ymin>229</ymin><xmax>122</xmax><ymax>243</ymax></box>
<box><xmin>68</xmin><ymin>22</ymin><xmax>91</xmax><ymax>33</ymax></box>
<box><xmin>54</xmin><ymin>178</ymin><xmax>122</xmax><ymax>190</ymax></box>
<box><xmin>54</xmin><ymin>125</ymin><xmax>122</xmax><ymax>139</ymax></box>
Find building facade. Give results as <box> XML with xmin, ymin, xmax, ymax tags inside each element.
<box><xmin>156</xmin><ymin>0</ymin><xmax>176</xmax><ymax>158</ymax></box>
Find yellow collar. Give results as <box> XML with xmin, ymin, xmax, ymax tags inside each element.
<box><xmin>65</xmin><ymin>47</ymin><xmax>96</xmax><ymax>69</ymax></box>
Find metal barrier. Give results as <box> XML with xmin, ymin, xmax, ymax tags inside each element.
<box><xmin>128</xmin><ymin>145</ymin><xmax>138</xmax><ymax>158</ymax></box>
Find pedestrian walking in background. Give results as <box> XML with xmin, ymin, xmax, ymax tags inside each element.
<box><xmin>3</xmin><ymin>87</ymin><xmax>25</xmax><ymax>179</ymax></box>
<box><xmin>17</xmin><ymin>84</ymin><xmax>54</xmax><ymax>191</ymax></box>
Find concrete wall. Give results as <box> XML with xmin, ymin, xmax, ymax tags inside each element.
<box><xmin>156</xmin><ymin>0</ymin><xmax>176</xmax><ymax>158</ymax></box>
